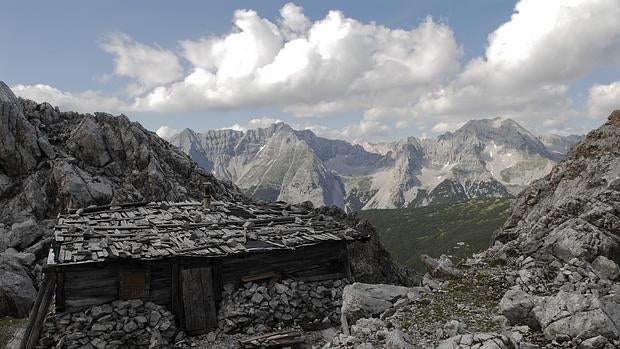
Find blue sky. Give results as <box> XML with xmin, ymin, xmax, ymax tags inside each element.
<box><xmin>2</xmin><ymin>0</ymin><xmax>619</xmax><ymax>142</ymax></box>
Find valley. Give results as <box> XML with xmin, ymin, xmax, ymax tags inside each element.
<box><xmin>360</xmin><ymin>198</ymin><xmax>513</xmax><ymax>272</ymax></box>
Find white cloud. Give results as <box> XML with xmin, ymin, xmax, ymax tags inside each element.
<box><xmin>134</xmin><ymin>7</ymin><xmax>460</xmax><ymax>115</ymax></box>
<box><xmin>223</xmin><ymin>117</ymin><xmax>283</xmax><ymax>132</ymax></box>
<box><xmin>156</xmin><ymin>125</ymin><xmax>180</xmax><ymax>139</ymax></box>
<box><xmin>431</xmin><ymin>121</ymin><xmax>465</xmax><ymax>133</ymax></box>
<box><xmin>279</xmin><ymin>3</ymin><xmax>311</xmax><ymax>39</ymax></box>
<box><xmin>587</xmin><ymin>80</ymin><xmax>620</xmax><ymax>118</ymax></box>
<box><xmin>101</xmin><ymin>33</ymin><xmax>184</xmax><ymax>92</ymax></box>
<box><xmin>297</xmin><ymin>120</ymin><xmax>391</xmax><ymax>143</ymax></box>
<box><xmin>12</xmin><ymin>84</ymin><xmax>128</xmax><ymax>113</ymax></box>
<box><xmin>389</xmin><ymin>0</ymin><xmax>620</xmax><ymax>131</ymax></box>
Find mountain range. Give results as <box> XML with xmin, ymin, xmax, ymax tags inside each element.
<box><xmin>169</xmin><ymin>119</ymin><xmax>582</xmax><ymax>210</ymax></box>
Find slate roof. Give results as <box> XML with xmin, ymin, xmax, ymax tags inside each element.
<box><xmin>48</xmin><ymin>200</ymin><xmax>368</xmax><ymax>266</ymax></box>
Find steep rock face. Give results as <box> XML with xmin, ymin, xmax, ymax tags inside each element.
<box><xmin>172</xmin><ymin>118</ymin><xmax>580</xmax><ymax>210</ymax></box>
<box><xmin>480</xmin><ymin>111</ymin><xmax>620</xmax><ymax>344</ymax></box>
<box><xmin>172</xmin><ymin>124</ymin><xmax>347</xmax><ymax>208</ymax></box>
<box><xmin>0</xmin><ymin>82</ymin><xmax>41</xmax><ymax>178</ymax></box>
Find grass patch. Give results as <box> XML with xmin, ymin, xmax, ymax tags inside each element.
<box><xmin>0</xmin><ymin>316</ymin><xmax>27</xmax><ymax>348</ymax></box>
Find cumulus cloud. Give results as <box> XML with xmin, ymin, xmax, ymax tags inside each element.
<box><xmin>431</xmin><ymin>121</ymin><xmax>465</xmax><ymax>133</ymax></box>
<box><xmin>134</xmin><ymin>6</ymin><xmax>460</xmax><ymax>114</ymax></box>
<box><xmin>401</xmin><ymin>0</ymin><xmax>620</xmax><ymax>129</ymax></box>
<box><xmin>224</xmin><ymin>117</ymin><xmax>283</xmax><ymax>132</ymax></box>
<box><xmin>12</xmin><ymin>84</ymin><xmax>128</xmax><ymax>113</ymax></box>
<box><xmin>156</xmin><ymin>125</ymin><xmax>180</xmax><ymax>139</ymax></box>
<box><xmin>11</xmin><ymin>1</ymin><xmax>620</xmax><ymax>141</ymax></box>
<box><xmin>101</xmin><ymin>33</ymin><xmax>184</xmax><ymax>93</ymax></box>
<box><xmin>587</xmin><ymin>80</ymin><xmax>620</xmax><ymax>117</ymax></box>
<box><xmin>296</xmin><ymin>120</ymin><xmax>391</xmax><ymax>143</ymax></box>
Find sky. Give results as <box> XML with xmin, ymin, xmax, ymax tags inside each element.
<box><xmin>1</xmin><ymin>0</ymin><xmax>619</xmax><ymax>143</ymax></box>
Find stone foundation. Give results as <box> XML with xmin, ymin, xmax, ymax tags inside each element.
<box><xmin>217</xmin><ymin>278</ymin><xmax>349</xmax><ymax>334</ymax></box>
<box><xmin>37</xmin><ymin>300</ymin><xmax>182</xmax><ymax>349</ymax></box>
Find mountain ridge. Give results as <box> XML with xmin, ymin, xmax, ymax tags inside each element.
<box><xmin>170</xmin><ymin>119</ymin><xmax>582</xmax><ymax>210</ymax></box>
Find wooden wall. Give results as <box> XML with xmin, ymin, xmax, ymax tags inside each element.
<box><xmin>59</xmin><ymin>261</ymin><xmax>173</xmax><ymax>313</ymax></box>
<box><xmin>220</xmin><ymin>241</ymin><xmax>349</xmax><ymax>288</ymax></box>
<box><xmin>57</xmin><ymin>241</ymin><xmax>350</xmax><ymax>316</ymax></box>
<box><xmin>61</xmin><ymin>264</ymin><xmax>118</xmax><ymax>313</ymax></box>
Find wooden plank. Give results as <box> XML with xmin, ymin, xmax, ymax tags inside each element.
<box><xmin>21</xmin><ymin>273</ymin><xmax>56</xmax><ymax>349</ymax></box>
<box><xmin>55</xmin><ymin>270</ymin><xmax>65</xmax><ymax>312</ymax></box>
<box><xmin>241</xmin><ymin>271</ymin><xmax>279</xmax><ymax>283</ymax></box>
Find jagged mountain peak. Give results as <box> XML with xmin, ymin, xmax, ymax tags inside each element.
<box><xmin>170</xmin><ymin>117</ymin><xmax>583</xmax><ymax>209</ymax></box>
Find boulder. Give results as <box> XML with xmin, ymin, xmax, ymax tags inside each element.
<box><xmin>0</xmin><ymin>267</ymin><xmax>37</xmax><ymax>317</ymax></box>
<box><xmin>591</xmin><ymin>256</ymin><xmax>619</xmax><ymax>280</ymax></box>
<box><xmin>533</xmin><ymin>291</ymin><xmax>620</xmax><ymax>340</ymax></box>
<box><xmin>385</xmin><ymin>329</ymin><xmax>413</xmax><ymax>349</ymax></box>
<box><xmin>499</xmin><ymin>289</ymin><xmax>540</xmax><ymax>329</ymax></box>
<box><xmin>420</xmin><ymin>254</ymin><xmax>463</xmax><ymax>280</ymax></box>
<box><xmin>0</xmin><ymin>218</ymin><xmax>44</xmax><ymax>250</ymax></box>
<box><xmin>341</xmin><ymin>283</ymin><xmax>414</xmax><ymax>325</ymax></box>
<box><xmin>577</xmin><ymin>335</ymin><xmax>609</xmax><ymax>349</ymax></box>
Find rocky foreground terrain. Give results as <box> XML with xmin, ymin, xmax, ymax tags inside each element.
<box><xmin>315</xmin><ymin>111</ymin><xmax>619</xmax><ymax>348</ymax></box>
<box><xmin>170</xmin><ymin>119</ymin><xmax>581</xmax><ymax>211</ymax></box>
<box><xmin>0</xmin><ymin>81</ymin><xmax>412</xmax><ymax>335</ymax></box>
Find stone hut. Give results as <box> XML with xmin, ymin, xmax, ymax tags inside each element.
<box><xmin>44</xmin><ymin>200</ymin><xmax>368</xmax><ymax>335</ymax></box>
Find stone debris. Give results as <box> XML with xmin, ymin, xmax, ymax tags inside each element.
<box><xmin>218</xmin><ymin>278</ymin><xmax>348</xmax><ymax>334</ymax></box>
<box><xmin>37</xmin><ymin>300</ymin><xmax>182</xmax><ymax>349</ymax></box>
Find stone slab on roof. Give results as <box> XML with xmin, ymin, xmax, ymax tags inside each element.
<box><xmin>48</xmin><ymin>200</ymin><xmax>368</xmax><ymax>266</ymax></box>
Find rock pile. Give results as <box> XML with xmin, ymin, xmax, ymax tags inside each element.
<box><xmin>37</xmin><ymin>300</ymin><xmax>183</xmax><ymax>349</ymax></box>
<box><xmin>218</xmin><ymin>278</ymin><xmax>348</xmax><ymax>334</ymax></box>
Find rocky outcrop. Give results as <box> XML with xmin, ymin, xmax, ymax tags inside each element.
<box><xmin>0</xmin><ymin>82</ymin><xmax>241</xmax><ymax>317</ymax></box>
<box><xmin>316</xmin><ymin>206</ymin><xmax>419</xmax><ymax>287</ymax></box>
<box><xmin>0</xmin><ymin>82</ymin><xmax>41</xmax><ymax>178</ymax></box>
<box><xmin>320</xmin><ymin>111</ymin><xmax>620</xmax><ymax>349</ymax></box>
<box><xmin>477</xmin><ymin>111</ymin><xmax>620</xmax><ymax>345</ymax></box>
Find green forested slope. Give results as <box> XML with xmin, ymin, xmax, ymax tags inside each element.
<box><xmin>359</xmin><ymin>198</ymin><xmax>512</xmax><ymax>272</ymax></box>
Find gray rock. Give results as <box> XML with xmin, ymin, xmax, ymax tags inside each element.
<box><xmin>66</xmin><ymin>117</ymin><xmax>112</xmax><ymax>167</ymax></box>
<box><xmin>420</xmin><ymin>254</ymin><xmax>463</xmax><ymax>280</ymax></box>
<box><xmin>0</xmin><ymin>267</ymin><xmax>37</xmax><ymax>317</ymax></box>
<box><xmin>385</xmin><ymin>329</ymin><xmax>413</xmax><ymax>349</ymax></box>
<box><xmin>341</xmin><ymin>282</ymin><xmax>414</xmax><ymax>325</ymax></box>
<box><xmin>577</xmin><ymin>335</ymin><xmax>609</xmax><ymax>349</ymax></box>
<box><xmin>1</xmin><ymin>218</ymin><xmax>43</xmax><ymax>250</ymax></box>
<box><xmin>123</xmin><ymin>320</ymin><xmax>138</xmax><ymax>333</ymax></box>
<box><xmin>499</xmin><ymin>289</ymin><xmax>540</xmax><ymax>328</ymax></box>
<box><xmin>533</xmin><ymin>291</ymin><xmax>620</xmax><ymax>340</ymax></box>
<box><xmin>591</xmin><ymin>256</ymin><xmax>619</xmax><ymax>280</ymax></box>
